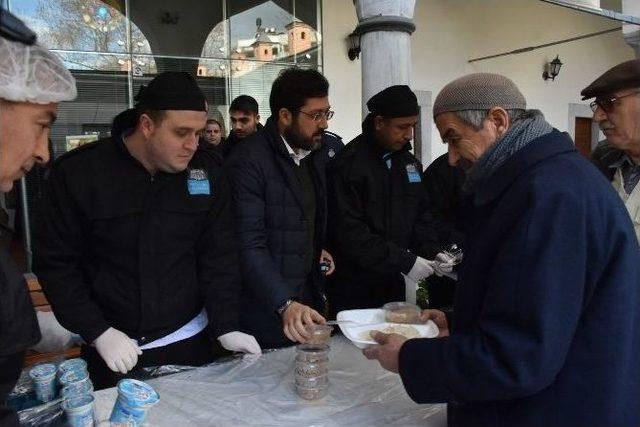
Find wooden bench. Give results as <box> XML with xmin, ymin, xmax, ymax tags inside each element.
<box><xmin>24</xmin><ymin>274</ymin><xmax>81</xmax><ymax>367</ymax></box>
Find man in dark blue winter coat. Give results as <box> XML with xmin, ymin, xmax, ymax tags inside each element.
<box><xmin>363</xmin><ymin>73</ymin><xmax>640</xmax><ymax>427</ymax></box>
<box><xmin>226</xmin><ymin>68</ymin><xmax>335</xmax><ymax>348</ymax></box>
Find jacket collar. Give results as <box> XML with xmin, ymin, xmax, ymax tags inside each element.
<box><xmin>359</xmin><ymin>129</ymin><xmax>412</xmax><ymax>166</ymax></box>
<box><xmin>262</xmin><ymin>116</ymin><xmax>326</xmax><ymax>210</ymax></box>
<box><xmin>474</xmin><ymin>130</ymin><xmax>576</xmax><ymax>206</ymax></box>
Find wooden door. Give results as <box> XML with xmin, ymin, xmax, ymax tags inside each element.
<box><xmin>575</xmin><ymin>117</ymin><xmax>593</xmax><ymax>158</ymax></box>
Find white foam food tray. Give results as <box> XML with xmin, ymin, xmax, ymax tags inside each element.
<box><xmin>336</xmin><ymin>308</ymin><xmax>439</xmax><ymax>349</ymax></box>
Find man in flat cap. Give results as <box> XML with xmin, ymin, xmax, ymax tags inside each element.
<box><xmin>364</xmin><ymin>73</ymin><xmax>640</xmax><ymax>427</ymax></box>
<box><xmin>582</xmin><ymin>59</ymin><xmax>640</xmax><ymax>241</ymax></box>
<box><xmin>34</xmin><ymin>71</ymin><xmax>260</xmax><ymax>389</ymax></box>
<box><xmin>326</xmin><ymin>85</ymin><xmax>455</xmax><ymax>316</ymax></box>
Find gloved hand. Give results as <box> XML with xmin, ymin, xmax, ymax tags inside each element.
<box><xmin>93</xmin><ymin>327</ymin><xmax>142</xmax><ymax>374</ymax></box>
<box><xmin>32</xmin><ymin>310</ymin><xmax>74</xmax><ymax>353</ymax></box>
<box><xmin>433</xmin><ymin>251</ymin><xmax>457</xmax><ymax>276</ymax></box>
<box><xmin>407</xmin><ymin>256</ymin><xmax>435</xmax><ymax>282</ymax></box>
<box><xmin>218</xmin><ymin>331</ymin><xmax>262</xmax><ymax>354</ymax></box>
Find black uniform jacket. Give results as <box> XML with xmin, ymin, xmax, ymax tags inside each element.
<box><xmin>33</xmin><ymin>135</ymin><xmax>239</xmax><ymax>346</ymax></box>
<box><xmin>326</xmin><ymin>122</ymin><xmax>442</xmax><ymax>313</ymax></box>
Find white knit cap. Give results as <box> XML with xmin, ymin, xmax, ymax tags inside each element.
<box><xmin>0</xmin><ymin>37</ymin><xmax>76</xmax><ymax>104</ymax></box>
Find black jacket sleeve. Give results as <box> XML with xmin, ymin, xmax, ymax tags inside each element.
<box><xmin>422</xmin><ymin>156</ymin><xmax>467</xmax><ymax>249</ymax></box>
<box><xmin>196</xmin><ymin>168</ymin><xmax>240</xmax><ymax>338</ymax></box>
<box><xmin>328</xmin><ymin>162</ymin><xmax>416</xmax><ymax>275</ymax></box>
<box><xmin>410</xmin><ymin>166</ymin><xmax>447</xmax><ymax>259</ymax></box>
<box><xmin>33</xmin><ymin>165</ymin><xmax>110</xmax><ymax>344</ymax></box>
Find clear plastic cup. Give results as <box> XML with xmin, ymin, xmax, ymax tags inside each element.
<box><xmin>305</xmin><ymin>324</ymin><xmax>333</xmax><ymax>346</ymax></box>
<box><xmin>294</xmin><ymin>374</ymin><xmax>328</xmax><ymax>388</ymax></box>
<box><xmin>295</xmin><ymin>383</ymin><xmax>328</xmax><ymax>400</ymax></box>
<box><xmin>383</xmin><ymin>302</ymin><xmax>421</xmax><ymax>324</ymax></box>
<box><xmin>29</xmin><ymin>363</ymin><xmax>57</xmax><ymax>402</ymax></box>
<box><xmin>294</xmin><ymin>361</ymin><xmax>328</xmax><ymax>378</ymax></box>
<box><xmin>62</xmin><ymin>394</ymin><xmax>95</xmax><ymax>427</ymax></box>
<box><xmin>109</xmin><ymin>379</ymin><xmax>159</xmax><ymax>426</ymax></box>
<box><xmin>295</xmin><ymin>344</ymin><xmax>330</xmax><ymax>364</ymax></box>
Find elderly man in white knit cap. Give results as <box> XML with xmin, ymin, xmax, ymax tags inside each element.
<box><xmin>363</xmin><ymin>73</ymin><xmax>640</xmax><ymax>427</ymax></box>
<box><xmin>0</xmin><ymin>9</ymin><xmax>76</xmax><ymax>426</ymax></box>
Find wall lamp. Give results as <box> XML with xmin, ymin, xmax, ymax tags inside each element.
<box><xmin>347</xmin><ymin>30</ymin><xmax>360</xmax><ymax>61</ymax></box>
<box><xmin>543</xmin><ymin>55</ymin><xmax>563</xmax><ymax>81</ymax></box>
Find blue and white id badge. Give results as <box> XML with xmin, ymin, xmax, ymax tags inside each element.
<box><xmin>187</xmin><ymin>168</ymin><xmax>211</xmax><ymax>195</ymax></box>
<box><xmin>406</xmin><ymin>163</ymin><xmax>422</xmax><ymax>183</ymax></box>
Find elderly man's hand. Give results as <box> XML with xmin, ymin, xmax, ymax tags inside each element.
<box><xmin>362</xmin><ymin>332</ymin><xmax>408</xmax><ymax>373</ymax></box>
<box><xmin>420</xmin><ymin>309</ymin><xmax>450</xmax><ymax>337</ymax></box>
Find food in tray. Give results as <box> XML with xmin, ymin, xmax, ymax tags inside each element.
<box><xmin>359</xmin><ymin>325</ymin><xmax>421</xmax><ymax>340</ymax></box>
<box><xmin>383</xmin><ymin>302</ymin><xmax>421</xmax><ymax>324</ymax></box>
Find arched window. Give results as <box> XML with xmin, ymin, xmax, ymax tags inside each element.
<box><xmin>301</xmin><ymin>31</ymin><xmax>306</xmax><ymax>40</ymax></box>
<box><xmin>16</xmin><ymin>0</ymin><xmax>156</xmax><ymax>73</ymax></box>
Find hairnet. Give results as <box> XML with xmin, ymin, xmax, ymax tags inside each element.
<box><xmin>0</xmin><ymin>37</ymin><xmax>76</xmax><ymax>104</ymax></box>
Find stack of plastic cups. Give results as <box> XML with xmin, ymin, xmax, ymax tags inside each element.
<box><xmin>29</xmin><ymin>364</ymin><xmax>58</xmax><ymax>403</ymax></box>
<box><xmin>62</xmin><ymin>394</ymin><xmax>95</xmax><ymax>427</ymax></box>
<box><xmin>110</xmin><ymin>379</ymin><xmax>160</xmax><ymax>426</ymax></box>
<box><xmin>57</xmin><ymin>358</ymin><xmax>88</xmax><ymax>382</ymax></box>
<box><xmin>58</xmin><ymin>358</ymin><xmax>95</xmax><ymax>427</ymax></box>
<box><xmin>294</xmin><ymin>344</ymin><xmax>330</xmax><ymax>400</ymax></box>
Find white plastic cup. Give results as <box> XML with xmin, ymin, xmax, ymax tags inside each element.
<box><xmin>109</xmin><ymin>379</ymin><xmax>159</xmax><ymax>426</ymax></box>
<box><xmin>61</xmin><ymin>380</ymin><xmax>94</xmax><ymax>400</ymax></box>
<box><xmin>57</xmin><ymin>358</ymin><xmax>88</xmax><ymax>383</ymax></box>
<box><xmin>29</xmin><ymin>364</ymin><xmax>57</xmax><ymax>402</ymax></box>
<box><xmin>62</xmin><ymin>394</ymin><xmax>95</xmax><ymax>427</ymax></box>
<box><xmin>59</xmin><ymin>368</ymin><xmax>90</xmax><ymax>388</ymax></box>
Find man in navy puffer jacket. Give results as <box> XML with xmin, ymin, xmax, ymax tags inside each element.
<box><xmin>226</xmin><ymin>68</ymin><xmax>336</xmax><ymax>348</ymax></box>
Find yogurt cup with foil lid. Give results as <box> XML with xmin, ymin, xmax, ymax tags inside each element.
<box><xmin>59</xmin><ymin>368</ymin><xmax>89</xmax><ymax>387</ymax></box>
<box><xmin>110</xmin><ymin>379</ymin><xmax>159</xmax><ymax>426</ymax></box>
<box><xmin>61</xmin><ymin>380</ymin><xmax>94</xmax><ymax>399</ymax></box>
<box><xmin>62</xmin><ymin>394</ymin><xmax>95</xmax><ymax>427</ymax></box>
<box><xmin>58</xmin><ymin>358</ymin><xmax>87</xmax><ymax>376</ymax></box>
<box><xmin>29</xmin><ymin>363</ymin><xmax>57</xmax><ymax>402</ymax></box>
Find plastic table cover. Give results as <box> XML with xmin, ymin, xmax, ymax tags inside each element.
<box><xmin>90</xmin><ymin>335</ymin><xmax>447</xmax><ymax>426</ymax></box>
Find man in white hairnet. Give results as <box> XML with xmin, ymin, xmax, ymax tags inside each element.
<box><xmin>0</xmin><ymin>9</ymin><xmax>76</xmax><ymax>426</ymax></box>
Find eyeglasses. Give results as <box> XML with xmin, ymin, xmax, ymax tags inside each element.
<box><xmin>590</xmin><ymin>91</ymin><xmax>640</xmax><ymax>113</ymax></box>
<box><xmin>298</xmin><ymin>109</ymin><xmax>334</xmax><ymax>122</ymax></box>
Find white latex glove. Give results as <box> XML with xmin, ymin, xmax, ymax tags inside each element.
<box><xmin>403</xmin><ymin>275</ymin><xmax>418</xmax><ymax>304</ymax></box>
<box><xmin>407</xmin><ymin>256</ymin><xmax>435</xmax><ymax>282</ymax></box>
<box><xmin>32</xmin><ymin>310</ymin><xmax>74</xmax><ymax>353</ymax></box>
<box><xmin>93</xmin><ymin>327</ymin><xmax>142</xmax><ymax>374</ymax></box>
<box><xmin>218</xmin><ymin>331</ymin><xmax>262</xmax><ymax>355</ymax></box>
<box><xmin>434</xmin><ymin>252</ymin><xmax>456</xmax><ymax>276</ymax></box>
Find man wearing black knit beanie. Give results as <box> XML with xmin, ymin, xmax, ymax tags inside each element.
<box><xmin>326</xmin><ymin>85</ymin><xmax>456</xmax><ymax>316</ymax></box>
<box><xmin>34</xmin><ymin>72</ymin><xmax>260</xmax><ymax>390</ymax></box>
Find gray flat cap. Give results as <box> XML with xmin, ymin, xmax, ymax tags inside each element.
<box><xmin>433</xmin><ymin>73</ymin><xmax>526</xmax><ymax>117</ymax></box>
<box><xmin>581</xmin><ymin>59</ymin><xmax>640</xmax><ymax>100</ymax></box>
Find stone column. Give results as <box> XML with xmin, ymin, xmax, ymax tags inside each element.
<box><xmin>622</xmin><ymin>0</ymin><xmax>640</xmax><ymax>58</ymax></box>
<box><xmin>354</xmin><ymin>0</ymin><xmax>416</xmax><ymax>118</ymax></box>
